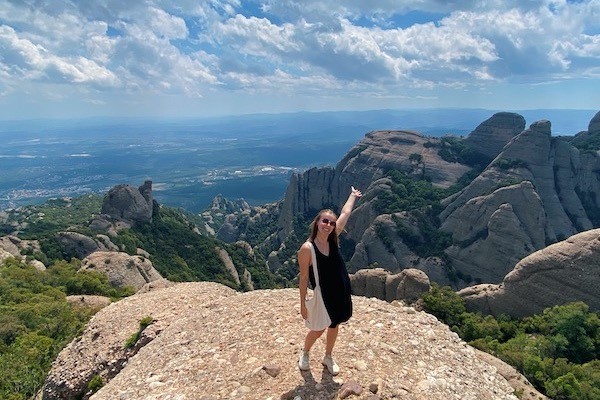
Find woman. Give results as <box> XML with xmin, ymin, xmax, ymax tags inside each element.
<box><xmin>297</xmin><ymin>186</ymin><xmax>362</xmax><ymax>375</ymax></box>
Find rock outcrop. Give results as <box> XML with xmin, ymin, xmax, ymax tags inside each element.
<box><xmin>464</xmin><ymin>112</ymin><xmax>526</xmax><ymax>160</ymax></box>
<box><xmin>350</xmin><ymin>268</ymin><xmax>431</xmax><ymax>303</ymax></box>
<box><xmin>459</xmin><ymin>228</ymin><xmax>600</xmax><ymax>318</ymax></box>
<box><xmin>79</xmin><ymin>251</ymin><xmax>163</xmax><ymax>291</ymax></box>
<box><xmin>0</xmin><ymin>235</ymin><xmax>45</xmax><ymax>270</ymax></box>
<box><xmin>54</xmin><ymin>232</ymin><xmax>121</xmax><ymax>259</ymax></box>
<box><xmin>440</xmin><ymin>118</ymin><xmax>600</xmax><ymax>283</ymax></box>
<box><xmin>276</xmin><ymin>130</ymin><xmax>474</xmax><ymax>247</ymax></box>
<box><xmin>101</xmin><ymin>180</ymin><xmax>155</xmax><ymax>224</ymax></box>
<box><xmin>42</xmin><ymin>282</ymin><xmax>519</xmax><ymax>400</ymax></box>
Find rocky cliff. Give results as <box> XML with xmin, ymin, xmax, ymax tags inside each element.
<box><xmin>41</xmin><ymin>282</ymin><xmax>525</xmax><ymax>400</ymax></box>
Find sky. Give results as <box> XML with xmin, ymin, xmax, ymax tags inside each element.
<box><xmin>0</xmin><ymin>0</ymin><xmax>599</xmax><ymax>120</ymax></box>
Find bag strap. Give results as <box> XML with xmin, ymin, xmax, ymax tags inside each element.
<box><xmin>306</xmin><ymin>241</ymin><xmax>321</xmax><ymax>289</ymax></box>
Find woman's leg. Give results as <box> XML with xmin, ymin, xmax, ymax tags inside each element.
<box><xmin>325</xmin><ymin>325</ymin><xmax>339</xmax><ymax>355</ymax></box>
<box><xmin>322</xmin><ymin>325</ymin><xmax>340</xmax><ymax>375</ymax></box>
<box><xmin>303</xmin><ymin>329</ymin><xmax>325</xmax><ymax>351</ymax></box>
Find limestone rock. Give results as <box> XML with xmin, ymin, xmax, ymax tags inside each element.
<box><xmin>459</xmin><ymin>228</ymin><xmax>600</xmax><ymax>318</ymax></box>
<box><xmin>267</xmin><ymin>250</ymin><xmax>282</xmax><ymax>272</ymax></box>
<box><xmin>396</xmin><ymin>269</ymin><xmax>431</xmax><ymax>303</ymax></box>
<box><xmin>348</xmin><ymin>213</ymin><xmax>451</xmax><ymax>285</ymax></box>
<box><xmin>79</xmin><ymin>251</ymin><xmax>163</xmax><ymax>291</ymax></box>
<box><xmin>101</xmin><ymin>181</ymin><xmax>154</xmax><ymax>224</ymax></box>
<box><xmin>216</xmin><ymin>246</ymin><xmax>240</xmax><ymax>286</ymax></box>
<box><xmin>42</xmin><ymin>283</ymin><xmax>518</xmax><ymax>400</ymax></box>
<box><xmin>0</xmin><ymin>234</ymin><xmax>41</xmax><ymax>256</ymax></box>
<box><xmin>89</xmin><ymin>214</ymin><xmax>132</xmax><ymax>236</ymax></box>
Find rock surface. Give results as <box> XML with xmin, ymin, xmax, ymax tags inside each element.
<box><xmin>459</xmin><ymin>228</ymin><xmax>600</xmax><ymax>318</ymax></box>
<box><xmin>79</xmin><ymin>251</ymin><xmax>163</xmax><ymax>291</ymax></box>
<box><xmin>42</xmin><ymin>282</ymin><xmax>519</xmax><ymax>400</ymax></box>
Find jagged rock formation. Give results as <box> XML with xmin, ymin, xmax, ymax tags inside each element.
<box><xmin>200</xmin><ymin>110</ymin><xmax>600</xmax><ymax>306</ymax></box>
<box><xmin>215</xmin><ymin>246</ymin><xmax>253</xmax><ymax>289</ymax></box>
<box><xmin>278</xmin><ymin>130</ymin><xmax>471</xmax><ymax>242</ymax></box>
<box><xmin>101</xmin><ymin>180</ymin><xmax>156</xmax><ymax>224</ymax></box>
<box><xmin>200</xmin><ymin>195</ymin><xmax>252</xmax><ymax>236</ymax></box>
<box><xmin>569</xmin><ymin>110</ymin><xmax>600</xmax><ymax>146</ymax></box>
<box><xmin>439</xmin><ymin>117</ymin><xmax>600</xmax><ymax>283</ymax></box>
<box><xmin>458</xmin><ymin>228</ymin><xmax>600</xmax><ymax>318</ymax></box>
<box><xmin>79</xmin><ymin>251</ymin><xmax>163</xmax><ymax>291</ymax></box>
<box><xmin>350</xmin><ymin>268</ymin><xmax>431</xmax><ymax>303</ymax></box>
<box><xmin>42</xmin><ymin>282</ymin><xmax>520</xmax><ymax>400</ymax></box>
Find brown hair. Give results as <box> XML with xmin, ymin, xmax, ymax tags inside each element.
<box><xmin>307</xmin><ymin>209</ymin><xmax>339</xmax><ymax>247</ymax></box>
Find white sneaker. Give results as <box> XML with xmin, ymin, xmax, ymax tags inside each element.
<box><xmin>322</xmin><ymin>355</ymin><xmax>340</xmax><ymax>375</ymax></box>
<box><xmin>298</xmin><ymin>350</ymin><xmax>310</xmax><ymax>371</ymax></box>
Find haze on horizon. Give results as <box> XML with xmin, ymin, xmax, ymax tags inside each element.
<box><xmin>0</xmin><ymin>0</ymin><xmax>599</xmax><ymax>121</ymax></box>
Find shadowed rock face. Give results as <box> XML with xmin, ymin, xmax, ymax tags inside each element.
<box><xmin>41</xmin><ymin>282</ymin><xmax>520</xmax><ymax>400</ymax></box>
<box><xmin>101</xmin><ymin>180</ymin><xmax>154</xmax><ymax>224</ymax></box>
<box><xmin>459</xmin><ymin>228</ymin><xmax>600</xmax><ymax>318</ymax></box>
<box><xmin>350</xmin><ymin>267</ymin><xmax>431</xmax><ymax>303</ymax></box>
<box><xmin>589</xmin><ymin>110</ymin><xmax>600</xmax><ymax>135</ymax></box>
<box><xmin>465</xmin><ymin>112</ymin><xmax>526</xmax><ymax>159</ymax></box>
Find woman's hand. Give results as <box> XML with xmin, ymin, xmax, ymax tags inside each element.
<box><xmin>351</xmin><ymin>186</ymin><xmax>362</xmax><ymax>198</ymax></box>
<box><xmin>300</xmin><ymin>302</ymin><xmax>307</xmax><ymax>320</ymax></box>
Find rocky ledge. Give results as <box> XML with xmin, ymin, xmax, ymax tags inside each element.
<box><xmin>41</xmin><ymin>282</ymin><xmax>527</xmax><ymax>400</ymax></box>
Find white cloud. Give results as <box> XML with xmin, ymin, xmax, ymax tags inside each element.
<box><xmin>147</xmin><ymin>7</ymin><xmax>189</xmax><ymax>40</ymax></box>
<box><xmin>0</xmin><ymin>0</ymin><xmax>598</xmax><ymax>118</ymax></box>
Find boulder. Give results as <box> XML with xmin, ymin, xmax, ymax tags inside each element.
<box><xmin>54</xmin><ymin>232</ymin><xmax>106</xmax><ymax>259</ymax></box>
<box><xmin>101</xmin><ymin>181</ymin><xmax>154</xmax><ymax>224</ymax></box>
<box><xmin>589</xmin><ymin>110</ymin><xmax>600</xmax><ymax>135</ymax></box>
<box><xmin>80</xmin><ymin>252</ymin><xmax>163</xmax><ymax>291</ymax></box>
<box><xmin>396</xmin><ymin>269</ymin><xmax>431</xmax><ymax>303</ymax></box>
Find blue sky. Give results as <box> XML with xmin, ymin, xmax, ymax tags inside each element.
<box><xmin>0</xmin><ymin>0</ymin><xmax>598</xmax><ymax>120</ymax></box>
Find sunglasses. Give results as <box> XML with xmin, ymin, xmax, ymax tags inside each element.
<box><xmin>321</xmin><ymin>218</ymin><xmax>337</xmax><ymax>227</ymax></box>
